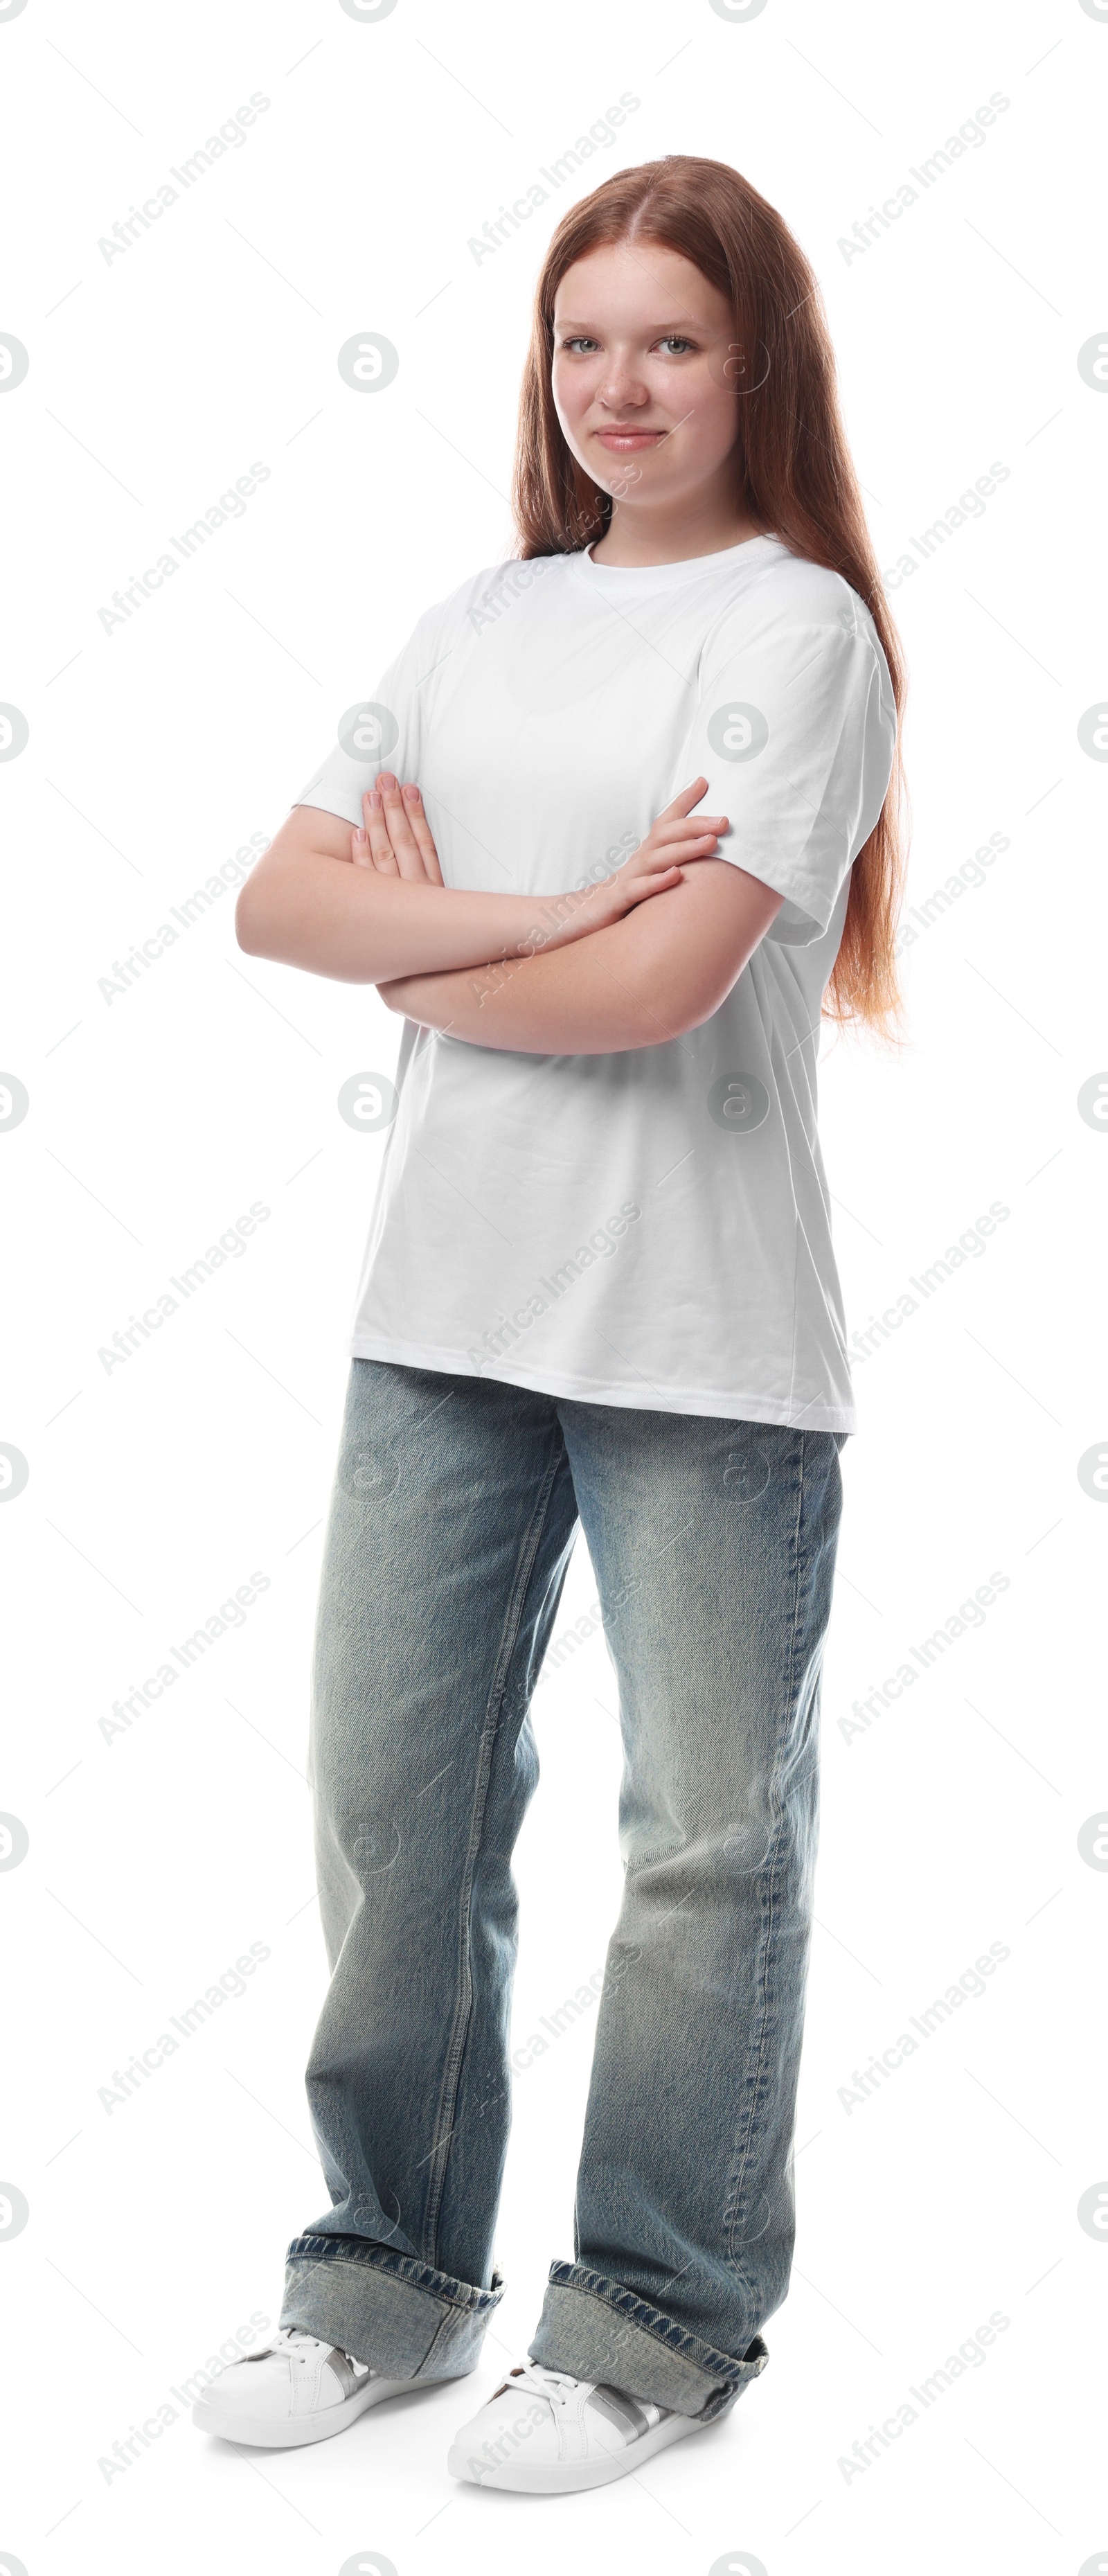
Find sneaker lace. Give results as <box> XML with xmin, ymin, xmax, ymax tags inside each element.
<box><xmin>498</xmin><ymin>2362</ymin><xmax>585</xmax><ymax>2411</ymax></box>
<box><xmin>275</xmin><ymin>2327</ymin><xmax>369</xmax><ymax>2374</ymax></box>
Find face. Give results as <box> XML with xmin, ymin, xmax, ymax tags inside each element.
<box><xmin>551</xmin><ymin>239</ymin><xmax>745</xmax><ymax>517</ymax></box>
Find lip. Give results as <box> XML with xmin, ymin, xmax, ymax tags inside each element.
<box><xmin>593</xmin><ymin>427</ymin><xmax>666</xmax><ymax>450</ymax></box>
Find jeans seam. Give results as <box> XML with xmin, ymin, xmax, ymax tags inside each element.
<box><xmin>724</xmin><ymin>1428</ymin><xmax>806</xmax><ymax>2266</ymax></box>
<box><xmin>422</xmin><ymin>1426</ymin><xmax>569</xmax><ymax>2267</ymax></box>
<box><xmin>285</xmin><ymin>2233</ymin><xmax>501</xmax><ymax>2313</ymax></box>
<box><xmin>547</xmin><ymin>2265</ymin><xmax>751</xmax><ymax>2385</ymax></box>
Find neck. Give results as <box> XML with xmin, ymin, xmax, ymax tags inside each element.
<box><xmin>589</xmin><ymin>496</ymin><xmax>765</xmax><ymax>569</ymax></box>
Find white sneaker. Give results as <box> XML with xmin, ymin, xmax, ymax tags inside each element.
<box><xmin>447</xmin><ymin>2361</ymin><xmax>709</xmax><ymax>2493</ymax></box>
<box><xmin>192</xmin><ymin>2325</ymin><xmax>429</xmax><ymax>2449</ymax></box>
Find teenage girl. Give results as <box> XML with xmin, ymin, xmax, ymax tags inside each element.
<box><xmin>193</xmin><ymin>153</ymin><xmax>904</xmax><ymax>2496</ymax></box>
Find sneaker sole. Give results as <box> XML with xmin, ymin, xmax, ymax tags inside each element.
<box><xmin>193</xmin><ymin>2373</ymin><xmax>425</xmax><ymax>2450</ymax></box>
<box><xmin>447</xmin><ymin>2406</ymin><xmax>707</xmax><ymax>2492</ymax></box>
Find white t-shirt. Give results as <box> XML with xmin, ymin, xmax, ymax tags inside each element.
<box><xmin>295</xmin><ymin>535</ymin><xmax>896</xmax><ymax>1432</ymax></box>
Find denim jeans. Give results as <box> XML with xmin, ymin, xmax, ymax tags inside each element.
<box><xmin>280</xmin><ymin>1359</ymin><xmax>846</xmax><ymax>2423</ymax></box>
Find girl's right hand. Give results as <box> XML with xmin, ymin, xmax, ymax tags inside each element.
<box><xmin>569</xmin><ymin>781</ymin><xmax>730</xmax><ymax>935</ymax></box>
<box><xmin>483</xmin><ymin>783</ymin><xmax>729</xmax><ymax>961</ymax></box>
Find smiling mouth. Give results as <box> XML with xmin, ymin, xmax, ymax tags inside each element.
<box><xmin>593</xmin><ymin>427</ymin><xmax>666</xmax><ymax>447</ymax></box>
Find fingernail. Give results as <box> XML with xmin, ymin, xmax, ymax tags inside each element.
<box><xmin>368</xmin><ymin>790</ymin><xmax>381</xmax><ymax>811</ymax></box>
<box><xmin>353</xmin><ymin>826</ymin><xmax>366</xmax><ymax>845</ymax></box>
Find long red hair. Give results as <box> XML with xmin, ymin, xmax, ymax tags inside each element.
<box><xmin>511</xmin><ymin>154</ymin><xmax>909</xmax><ymax>1038</ymax></box>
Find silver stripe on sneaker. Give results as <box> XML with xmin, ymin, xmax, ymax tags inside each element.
<box><xmin>325</xmin><ymin>2349</ymin><xmax>372</xmax><ymax>2399</ymax></box>
<box><xmin>586</xmin><ymin>2386</ymin><xmax>659</xmax><ymax>2439</ymax></box>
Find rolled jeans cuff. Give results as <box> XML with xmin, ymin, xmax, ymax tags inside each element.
<box><xmin>280</xmin><ymin>2232</ymin><xmax>503</xmax><ymax>2381</ymax></box>
<box><xmin>528</xmin><ymin>2259</ymin><xmax>769</xmax><ymax>2424</ymax></box>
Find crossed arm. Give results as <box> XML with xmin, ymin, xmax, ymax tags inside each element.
<box><xmin>235</xmin><ymin>771</ymin><xmax>783</xmax><ymax>1054</ymax></box>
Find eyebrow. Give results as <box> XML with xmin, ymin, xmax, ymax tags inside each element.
<box><xmin>553</xmin><ymin>316</ymin><xmax>705</xmax><ymax>332</ymax></box>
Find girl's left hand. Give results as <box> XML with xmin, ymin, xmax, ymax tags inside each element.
<box><xmin>352</xmin><ymin>772</ymin><xmax>444</xmax><ymax>884</ymax></box>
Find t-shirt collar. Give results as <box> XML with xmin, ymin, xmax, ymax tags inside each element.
<box><xmin>574</xmin><ymin>532</ymin><xmax>785</xmax><ymax>591</ymax></box>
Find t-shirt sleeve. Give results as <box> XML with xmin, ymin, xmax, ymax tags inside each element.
<box><xmin>289</xmin><ymin>614</ymin><xmax>433</xmax><ymax>828</ymax></box>
<box><xmin>681</xmin><ymin>607</ymin><xmax>897</xmax><ymax>945</ymax></box>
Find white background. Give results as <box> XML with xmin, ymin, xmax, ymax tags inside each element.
<box><xmin>1</xmin><ymin>2</ymin><xmax>1102</xmax><ymax>2571</ymax></box>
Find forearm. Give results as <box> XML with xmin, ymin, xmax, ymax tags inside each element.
<box><xmin>384</xmin><ymin>923</ymin><xmax>674</xmax><ymax>1054</ymax></box>
<box><xmin>235</xmin><ymin>837</ymin><xmax>609</xmax><ymax>986</ymax></box>
<box><xmin>382</xmin><ymin>864</ymin><xmax>783</xmax><ymax>1054</ymax></box>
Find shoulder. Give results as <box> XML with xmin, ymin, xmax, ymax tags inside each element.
<box><xmin>708</xmin><ymin>542</ymin><xmax>892</xmax><ymax>698</ymax></box>
<box><xmin>742</xmin><ymin>542</ymin><xmax>882</xmax><ymax>647</ymax></box>
<box><xmin>411</xmin><ymin>552</ymin><xmax>570</xmax><ymax>647</ymax></box>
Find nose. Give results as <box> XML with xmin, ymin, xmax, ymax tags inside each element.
<box><xmin>596</xmin><ymin>357</ymin><xmax>651</xmax><ymax>414</ymax></box>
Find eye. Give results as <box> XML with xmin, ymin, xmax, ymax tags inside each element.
<box><xmin>654</xmin><ymin>335</ymin><xmax>695</xmax><ymax>356</ymax></box>
<box><xmin>560</xmin><ymin>335</ymin><xmax>600</xmax><ymax>355</ymax></box>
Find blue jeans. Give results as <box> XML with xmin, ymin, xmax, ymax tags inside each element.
<box><xmin>280</xmin><ymin>1360</ymin><xmax>846</xmax><ymax>2424</ymax></box>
